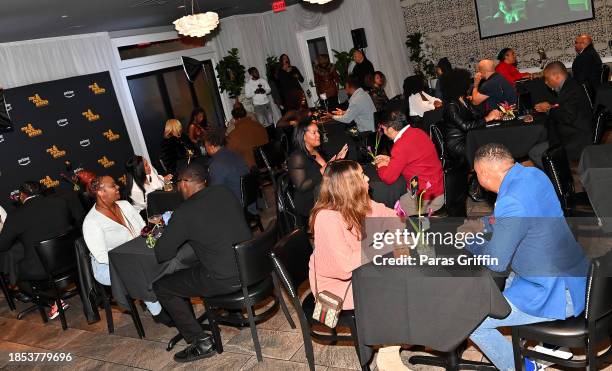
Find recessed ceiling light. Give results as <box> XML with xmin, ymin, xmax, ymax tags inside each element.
<box><xmin>177</xmin><ymin>5</ymin><xmax>185</xmax><ymax>8</ymax></box>
<box><xmin>61</xmin><ymin>15</ymin><xmax>69</xmax><ymax>18</ymax></box>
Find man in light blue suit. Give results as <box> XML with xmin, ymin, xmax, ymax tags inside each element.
<box><xmin>466</xmin><ymin>143</ymin><xmax>589</xmax><ymax>370</ymax></box>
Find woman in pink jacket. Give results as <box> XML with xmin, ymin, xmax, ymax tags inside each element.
<box><xmin>308</xmin><ymin>160</ymin><xmax>411</xmax><ymax>371</ymax></box>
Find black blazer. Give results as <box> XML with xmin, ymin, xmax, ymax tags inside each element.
<box><xmin>548</xmin><ymin>78</ymin><xmax>594</xmax><ymax>160</ymax></box>
<box><xmin>287</xmin><ymin>149</ymin><xmax>327</xmax><ymax>218</ymax></box>
<box><xmin>442</xmin><ymin>100</ymin><xmax>486</xmax><ymax>166</ymax></box>
<box><xmin>0</xmin><ymin>196</ymin><xmax>81</xmax><ymax>280</ymax></box>
<box><xmin>572</xmin><ymin>44</ymin><xmax>602</xmax><ymax>92</ymax></box>
<box><xmin>154</xmin><ymin>186</ymin><xmax>252</xmax><ymax>284</ymax></box>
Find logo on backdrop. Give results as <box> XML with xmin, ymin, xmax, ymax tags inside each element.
<box><xmin>103</xmin><ymin>129</ymin><xmax>120</xmax><ymax>141</ymax></box>
<box><xmin>40</xmin><ymin>175</ymin><xmax>60</xmax><ymax>188</ymax></box>
<box><xmin>98</xmin><ymin>156</ymin><xmax>115</xmax><ymax>168</ymax></box>
<box><xmin>57</xmin><ymin>118</ymin><xmax>69</xmax><ymax>127</ymax></box>
<box><xmin>46</xmin><ymin>145</ymin><xmax>67</xmax><ymax>159</ymax></box>
<box><xmin>82</xmin><ymin>109</ymin><xmax>100</xmax><ymax>122</ymax></box>
<box><xmin>79</xmin><ymin>139</ymin><xmax>91</xmax><ymax>147</ymax></box>
<box><xmin>17</xmin><ymin>157</ymin><xmax>31</xmax><ymax>166</ymax></box>
<box><xmin>88</xmin><ymin>83</ymin><xmax>106</xmax><ymax>95</ymax></box>
<box><xmin>21</xmin><ymin>123</ymin><xmax>43</xmax><ymax>137</ymax></box>
<box><xmin>10</xmin><ymin>190</ymin><xmax>20</xmax><ymax>200</ymax></box>
<box><xmin>118</xmin><ymin>174</ymin><xmax>127</xmax><ymax>185</ymax></box>
<box><xmin>28</xmin><ymin>94</ymin><xmax>49</xmax><ymax>107</ymax></box>
<box><xmin>64</xmin><ymin>90</ymin><xmax>75</xmax><ymax>99</ymax></box>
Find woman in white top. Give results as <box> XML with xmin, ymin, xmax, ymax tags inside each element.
<box><xmin>404</xmin><ymin>74</ymin><xmax>442</xmax><ymax>118</ymax></box>
<box><xmin>82</xmin><ymin>175</ymin><xmax>164</xmax><ymax>318</ymax></box>
<box><xmin>125</xmin><ymin>155</ymin><xmax>172</xmax><ymax>213</ymax></box>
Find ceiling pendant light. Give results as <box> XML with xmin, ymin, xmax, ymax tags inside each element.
<box><xmin>173</xmin><ymin>1</ymin><xmax>219</xmax><ymax>38</ymax></box>
<box><xmin>303</xmin><ymin>0</ymin><xmax>334</xmax><ymax>4</ymax></box>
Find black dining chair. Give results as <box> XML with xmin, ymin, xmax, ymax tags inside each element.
<box><xmin>511</xmin><ymin>251</ymin><xmax>612</xmax><ymax>370</ymax></box>
<box><xmin>270</xmin><ymin>228</ymin><xmax>370</xmax><ymax>371</ymax></box>
<box><xmin>22</xmin><ymin>229</ymin><xmax>82</xmax><ymax>330</ymax></box>
<box><xmin>276</xmin><ymin>172</ymin><xmax>300</xmax><ymax>235</ymax></box>
<box><xmin>601</xmin><ymin>64</ymin><xmax>610</xmax><ymax>85</ymax></box>
<box><xmin>0</xmin><ymin>273</ymin><xmax>16</xmax><ymax>311</ymax></box>
<box><xmin>254</xmin><ymin>142</ymin><xmax>287</xmax><ymax>190</ymax></box>
<box><xmin>593</xmin><ymin>104</ymin><xmax>609</xmax><ymax>145</ymax></box>
<box><xmin>541</xmin><ymin>146</ymin><xmax>594</xmax><ymax>217</ymax></box>
<box><xmin>240</xmin><ymin>172</ymin><xmax>264</xmax><ymax>232</ymax></box>
<box><xmin>166</xmin><ymin>222</ymin><xmax>295</xmax><ymax>361</ymax></box>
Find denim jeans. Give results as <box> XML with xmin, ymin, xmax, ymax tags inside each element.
<box><xmin>91</xmin><ymin>257</ymin><xmax>162</xmax><ymax>316</ymax></box>
<box><xmin>469</xmin><ymin>276</ymin><xmax>574</xmax><ymax>371</ymax></box>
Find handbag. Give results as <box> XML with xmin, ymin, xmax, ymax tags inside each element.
<box><xmin>311</xmin><ymin>250</ymin><xmax>352</xmax><ymax>328</ymax></box>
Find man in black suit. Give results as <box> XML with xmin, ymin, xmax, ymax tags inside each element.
<box><xmin>572</xmin><ymin>34</ymin><xmax>602</xmax><ymax>94</ymax></box>
<box><xmin>529</xmin><ymin>61</ymin><xmax>594</xmax><ymax>167</ymax></box>
<box><xmin>0</xmin><ymin>182</ymin><xmax>82</xmax><ymax>282</ymax></box>
<box><xmin>153</xmin><ymin>163</ymin><xmax>251</xmax><ymax>363</ymax></box>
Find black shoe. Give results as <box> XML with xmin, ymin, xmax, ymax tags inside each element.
<box><xmin>173</xmin><ymin>336</ymin><xmax>216</xmax><ymax>363</ymax></box>
<box><xmin>152</xmin><ymin>310</ymin><xmax>175</xmax><ymax>327</ymax></box>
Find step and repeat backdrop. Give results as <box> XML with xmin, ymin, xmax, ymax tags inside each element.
<box><xmin>0</xmin><ymin>71</ymin><xmax>133</xmax><ymax>211</ymax></box>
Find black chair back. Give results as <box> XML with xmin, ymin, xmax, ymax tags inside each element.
<box><xmin>586</xmin><ymin>251</ymin><xmax>612</xmax><ymax>325</ymax></box>
<box><xmin>582</xmin><ymin>83</ymin><xmax>594</xmax><ymax>109</ymax></box>
<box><xmin>233</xmin><ymin>221</ymin><xmax>278</xmax><ymax>287</ymax></box>
<box><xmin>601</xmin><ymin>64</ymin><xmax>610</xmax><ymax>85</ymax></box>
<box><xmin>256</xmin><ymin>142</ymin><xmax>286</xmax><ymax>170</ymax></box>
<box><xmin>593</xmin><ymin>105</ymin><xmax>608</xmax><ymax>145</ymax></box>
<box><xmin>240</xmin><ymin>172</ymin><xmax>260</xmax><ymax>209</ymax></box>
<box><xmin>34</xmin><ymin>229</ymin><xmax>81</xmax><ymax>278</ymax></box>
<box><xmin>270</xmin><ymin>229</ymin><xmax>312</xmax><ymax>298</ymax></box>
<box><xmin>429</xmin><ymin>124</ymin><xmax>446</xmax><ymax>168</ymax></box>
<box><xmin>74</xmin><ymin>237</ymin><xmax>102</xmax><ymax>324</ymax></box>
<box><xmin>276</xmin><ymin>172</ymin><xmax>299</xmax><ymax>234</ymax></box>
<box><xmin>541</xmin><ymin>146</ymin><xmax>575</xmax><ymax>213</ymax></box>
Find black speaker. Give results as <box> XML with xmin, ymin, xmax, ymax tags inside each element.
<box><xmin>351</xmin><ymin>28</ymin><xmax>367</xmax><ymax>50</ymax></box>
<box><xmin>181</xmin><ymin>56</ymin><xmax>204</xmax><ymax>83</ymax></box>
<box><xmin>0</xmin><ymin>89</ymin><xmax>13</xmax><ymax>132</ymax></box>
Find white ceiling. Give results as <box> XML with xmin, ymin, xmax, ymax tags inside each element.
<box><xmin>0</xmin><ymin>0</ymin><xmax>301</xmax><ymax>43</ymax></box>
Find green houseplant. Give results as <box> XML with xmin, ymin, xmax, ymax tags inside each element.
<box><xmin>332</xmin><ymin>48</ymin><xmax>354</xmax><ymax>88</ymax></box>
<box><xmin>215</xmin><ymin>48</ymin><xmax>246</xmax><ymax>101</ymax></box>
<box><xmin>406</xmin><ymin>32</ymin><xmax>436</xmax><ymax>78</ymax></box>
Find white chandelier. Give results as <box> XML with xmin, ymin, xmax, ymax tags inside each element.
<box><xmin>173</xmin><ymin>1</ymin><xmax>219</xmax><ymax>38</ymax></box>
<box><xmin>303</xmin><ymin>0</ymin><xmax>334</xmax><ymax>4</ymax></box>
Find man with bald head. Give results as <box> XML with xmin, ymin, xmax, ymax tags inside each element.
<box><xmin>572</xmin><ymin>34</ymin><xmax>602</xmax><ymax>93</ymax></box>
<box><xmin>471</xmin><ymin>59</ymin><xmax>517</xmax><ymax>111</ymax></box>
<box><xmin>529</xmin><ymin>61</ymin><xmax>593</xmax><ymax>167</ymax></box>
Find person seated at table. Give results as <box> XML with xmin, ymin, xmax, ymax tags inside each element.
<box><xmin>370</xmin><ymin>71</ymin><xmax>389</xmax><ymax>112</ymax></box>
<box><xmin>226</xmin><ymin>103</ymin><xmax>269</xmax><ymax>169</ymax></box>
<box><xmin>331</xmin><ymin>75</ymin><xmax>376</xmax><ymax>135</ymax></box>
<box><xmin>466</xmin><ymin>143</ymin><xmax>589</xmax><ymax>371</ymax></box>
<box><xmin>288</xmin><ymin>119</ymin><xmax>348</xmax><ymax>221</ymax></box>
<box><xmin>309</xmin><ymin>160</ymin><xmax>411</xmax><ymax>371</ymax></box>
<box><xmin>204</xmin><ymin>127</ymin><xmax>249</xmax><ymax>203</ymax></box>
<box><xmin>375</xmin><ymin>110</ymin><xmax>444</xmax><ymax>216</ymax></box>
<box><xmin>153</xmin><ymin>163</ymin><xmax>252</xmax><ymax>363</ymax></box>
<box><xmin>404</xmin><ymin>74</ymin><xmax>442</xmax><ymax>118</ymax></box>
<box><xmin>441</xmin><ymin>69</ymin><xmax>502</xmax><ymax>166</ymax></box>
<box><xmin>433</xmin><ymin>57</ymin><xmax>453</xmax><ymax>99</ymax></box>
<box><xmin>528</xmin><ymin>61</ymin><xmax>594</xmax><ymax>167</ymax></box>
<box><xmin>160</xmin><ymin>119</ymin><xmax>194</xmax><ymax>177</ymax></box>
<box><xmin>471</xmin><ymin>59</ymin><xmax>517</xmax><ymax>111</ymax></box>
<box><xmin>82</xmin><ymin>175</ymin><xmax>169</xmax><ymax>323</ymax></box>
<box><xmin>495</xmin><ymin>48</ymin><xmax>532</xmax><ymax>86</ymax></box>
<box><xmin>572</xmin><ymin>34</ymin><xmax>602</xmax><ymax>96</ymax></box>
<box><xmin>125</xmin><ymin>155</ymin><xmax>173</xmax><ymax>214</ymax></box>
<box><xmin>0</xmin><ymin>181</ymin><xmax>83</xmax><ymax>319</ymax></box>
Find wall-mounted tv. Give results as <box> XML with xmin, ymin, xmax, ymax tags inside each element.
<box><xmin>475</xmin><ymin>0</ymin><xmax>595</xmax><ymax>39</ymax></box>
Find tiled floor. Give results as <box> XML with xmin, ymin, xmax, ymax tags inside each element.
<box><xmin>1</xmin><ymin>176</ymin><xmax>612</xmax><ymax>370</ymax></box>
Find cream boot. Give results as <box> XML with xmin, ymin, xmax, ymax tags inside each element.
<box><xmin>375</xmin><ymin>346</ymin><xmax>412</xmax><ymax>371</ymax></box>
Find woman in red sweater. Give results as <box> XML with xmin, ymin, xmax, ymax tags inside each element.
<box><xmin>495</xmin><ymin>48</ymin><xmax>532</xmax><ymax>86</ymax></box>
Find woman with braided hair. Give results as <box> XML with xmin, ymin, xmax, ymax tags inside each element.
<box><xmin>82</xmin><ymin>175</ymin><xmax>171</xmax><ymax>324</ymax></box>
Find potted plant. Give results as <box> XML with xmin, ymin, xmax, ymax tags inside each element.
<box><xmin>332</xmin><ymin>48</ymin><xmax>354</xmax><ymax>104</ymax></box>
<box><xmin>215</xmin><ymin>48</ymin><xmax>246</xmax><ymax>102</ymax></box>
<box><xmin>406</xmin><ymin>33</ymin><xmax>436</xmax><ymax>84</ymax></box>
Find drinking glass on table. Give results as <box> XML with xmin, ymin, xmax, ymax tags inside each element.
<box><xmin>163</xmin><ymin>179</ymin><xmax>173</xmax><ymax>192</ymax></box>
<box><xmin>147</xmin><ymin>214</ymin><xmax>163</xmax><ymax>226</ymax></box>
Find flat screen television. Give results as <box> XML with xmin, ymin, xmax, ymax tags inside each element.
<box><xmin>0</xmin><ymin>88</ymin><xmax>12</xmax><ymax>132</ymax></box>
<box><xmin>475</xmin><ymin>0</ymin><xmax>595</xmax><ymax>39</ymax></box>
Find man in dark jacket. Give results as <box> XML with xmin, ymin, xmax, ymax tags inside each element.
<box><xmin>204</xmin><ymin>127</ymin><xmax>249</xmax><ymax>203</ymax></box>
<box><xmin>572</xmin><ymin>34</ymin><xmax>602</xmax><ymax>94</ymax></box>
<box><xmin>154</xmin><ymin>163</ymin><xmax>251</xmax><ymax>363</ymax></box>
<box><xmin>529</xmin><ymin>61</ymin><xmax>594</xmax><ymax>167</ymax></box>
<box><xmin>0</xmin><ymin>182</ymin><xmax>82</xmax><ymax>281</ymax></box>
<box><xmin>351</xmin><ymin>49</ymin><xmax>375</xmax><ymax>90</ymax></box>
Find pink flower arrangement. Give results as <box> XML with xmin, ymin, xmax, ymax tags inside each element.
<box><xmin>366</xmin><ymin>125</ymin><xmax>384</xmax><ymax>159</ymax></box>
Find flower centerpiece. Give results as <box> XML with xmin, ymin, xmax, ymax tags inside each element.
<box><xmin>499</xmin><ymin>101</ymin><xmax>517</xmax><ymax>121</ymax></box>
<box><xmin>394</xmin><ymin>176</ymin><xmax>436</xmax><ymax>259</ymax></box>
<box><xmin>141</xmin><ymin>215</ymin><xmax>165</xmax><ymax>248</ymax></box>
<box><xmin>366</xmin><ymin>126</ymin><xmax>384</xmax><ymax>163</ymax></box>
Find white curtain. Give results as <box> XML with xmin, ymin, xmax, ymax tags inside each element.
<box><xmin>212</xmin><ymin>0</ymin><xmax>413</xmax><ymax>98</ymax></box>
<box><xmin>0</xmin><ymin>33</ymin><xmax>145</xmax><ymax>154</ymax></box>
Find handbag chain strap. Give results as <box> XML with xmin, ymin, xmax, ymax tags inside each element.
<box><xmin>312</xmin><ymin>242</ymin><xmax>352</xmax><ymax>302</ymax></box>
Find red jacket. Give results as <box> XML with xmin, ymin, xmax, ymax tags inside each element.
<box><xmin>377</xmin><ymin>127</ymin><xmax>444</xmax><ymax>200</ymax></box>
<box><xmin>495</xmin><ymin>62</ymin><xmax>530</xmax><ymax>86</ymax></box>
